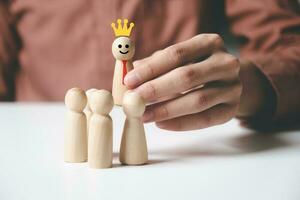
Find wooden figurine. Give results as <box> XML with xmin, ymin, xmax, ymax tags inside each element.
<box><xmin>64</xmin><ymin>87</ymin><xmax>88</xmax><ymax>163</ymax></box>
<box><xmin>84</xmin><ymin>88</ymin><xmax>97</xmax><ymax>135</ymax></box>
<box><xmin>111</xmin><ymin>19</ymin><xmax>135</xmax><ymax>105</ymax></box>
<box><xmin>88</xmin><ymin>90</ymin><xmax>114</xmax><ymax>169</ymax></box>
<box><xmin>120</xmin><ymin>91</ymin><xmax>148</xmax><ymax>165</ymax></box>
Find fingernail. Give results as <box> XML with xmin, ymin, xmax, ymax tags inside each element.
<box><xmin>124</xmin><ymin>72</ymin><xmax>140</xmax><ymax>87</ymax></box>
<box><xmin>142</xmin><ymin>110</ymin><xmax>154</xmax><ymax>122</ymax></box>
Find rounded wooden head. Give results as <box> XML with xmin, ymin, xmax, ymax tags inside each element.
<box><xmin>112</xmin><ymin>37</ymin><xmax>135</xmax><ymax>60</ymax></box>
<box><xmin>122</xmin><ymin>92</ymin><xmax>145</xmax><ymax>118</ymax></box>
<box><xmin>65</xmin><ymin>87</ymin><xmax>87</xmax><ymax>112</ymax></box>
<box><xmin>90</xmin><ymin>90</ymin><xmax>114</xmax><ymax>115</ymax></box>
<box><xmin>85</xmin><ymin>88</ymin><xmax>97</xmax><ymax>110</ymax></box>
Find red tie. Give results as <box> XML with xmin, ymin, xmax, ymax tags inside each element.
<box><xmin>122</xmin><ymin>60</ymin><xmax>127</xmax><ymax>85</ymax></box>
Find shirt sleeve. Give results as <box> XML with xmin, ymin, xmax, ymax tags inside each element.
<box><xmin>226</xmin><ymin>0</ymin><xmax>300</xmax><ymax>124</ymax></box>
<box><xmin>0</xmin><ymin>0</ymin><xmax>19</xmax><ymax>101</ymax></box>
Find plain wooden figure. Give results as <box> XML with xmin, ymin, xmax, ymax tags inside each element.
<box><xmin>120</xmin><ymin>91</ymin><xmax>148</xmax><ymax>165</ymax></box>
<box><xmin>64</xmin><ymin>88</ymin><xmax>88</xmax><ymax>163</ymax></box>
<box><xmin>84</xmin><ymin>88</ymin><xmax>97</xmax><ymax>135</ymax></box>
<box><xmin>88</xmin><ymin>90</ymin><xmax>114</xmax><ymax>169</ymax></box>
<box><xmin>112</xmin><ymin>36</ymin><xmax>135</xmax><ymax>105</ymax></box>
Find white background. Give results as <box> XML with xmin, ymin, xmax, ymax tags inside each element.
<box><xmin>0</xmin><ymin>103</ymin><xmax>300</xmax><ymax>200</ymax></box>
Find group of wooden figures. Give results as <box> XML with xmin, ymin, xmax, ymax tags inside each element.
<box><xmin>64</xmin><ymin>87</ymin><xmax>148</xmax><ymax>169</ymax></box>
<box><xmin>64</xmin><ymin>19</ymin><xmax>144</xmax><ymax>169</ymax></box>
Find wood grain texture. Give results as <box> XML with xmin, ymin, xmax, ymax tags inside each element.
<box><xmin>88</xmin><ymin>90</ymin><xmax>113</xmax><ymax>169</ymax></box>
<box><xmin>64</xmin><ymin>88</ymin><xmax>87</xmax><ymax>163</ymax></box>
<box><xmin>112</xmin><ymin>37</ymin><xmax>135</xmax><ymax>105</ymax></box>
<box><xmin>120</xmin><ymin>92</ymin><xmax>148</xmax><ymax>165</ymax></box>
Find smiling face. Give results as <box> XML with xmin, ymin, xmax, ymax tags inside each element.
<box><xmin>112</xmin><ymin>37</ymin><xmax>135</xmax><ymax>60</ymax></box>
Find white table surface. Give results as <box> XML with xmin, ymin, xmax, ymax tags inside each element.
<box><xmin>0</xmin><ymin>103</ymin><xmax>299</xmax><ymax>200</ymax></box>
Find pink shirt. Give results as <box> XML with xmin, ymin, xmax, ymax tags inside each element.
<box><xmin>1</xmin><ymin>0</ymin><xmax>300</xmax><ymax>123</ymax></box>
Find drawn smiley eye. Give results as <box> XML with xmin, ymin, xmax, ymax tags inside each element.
<box><xmin>118</xmin><ymin>44</ymin><xmax>122</xmax><ymax>48</ymax></box>
<box><xmin>125</xmin><ymin>44</ymin><xmax>129</xmax><ymax>48</ymax></box>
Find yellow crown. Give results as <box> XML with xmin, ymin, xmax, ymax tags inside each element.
<box><xmin>111</xmin><ymin>19</ymin><xmax>134</xmax><ymax>37</ymax></box>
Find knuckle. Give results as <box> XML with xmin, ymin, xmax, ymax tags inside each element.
<box><xmin>167</xmin><ymin>45</ymin><xmax>185</xmax><ymax>66</ymax></box>
<box><xmin>152</xmin><ymin>50</ymin><xmax>162</xmax><ymax>56</ymax></box>
<box><xmin>199</xmin><ymin>33</ymin><xmax>212</xmax><ymax>40</ymax></box>
<box><xmin>226</xmin><ymin>55</ymin><xmax>239</xmax><ymax>69</ymax></box>
<box><xmin>195</xmin><ymin>92</ymin><xmax>208</xmax><ymax>108</ymax></box>
<box><xmin>177</xmin><ymin>67</ymin><xmax>195</xmax><ymax>89</ymax></box>
<box><xmin>227</xmin><ymin>89</ymin><xmax>241</xmax><ymax>109</ymax></box>
<box><xmin>144</xmin><ymin>62</ymin><xmax>155</xmax><ymax>78</ymax></box>
<box><xmin>193</xmin><ymin>34</ymin><xmax>206</xmax><ymax>43</ymax></box>
<box><xmin>135</xmin><ymin>58</ymin><xmax>158</xmax><ymax>80</ymax></box>
<box><xmin>210</xmin><ymin>34</ymin><xmax>224</xmax><ymax>47</ymax></box>
<box><xmin>144</xmin><ymin>81</ymin><xmax>157</xmax><ymax>99</ymax></box>
<box><xmin>133</xmin><ymin>60</ymin><xmax>142</xmax><ymax>67</ymax></box>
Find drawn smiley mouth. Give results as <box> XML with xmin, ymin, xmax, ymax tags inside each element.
<box><xmin>119</xmin><ymin>51</ymin><xmax>129</xmax><ymax>54</ymax></box>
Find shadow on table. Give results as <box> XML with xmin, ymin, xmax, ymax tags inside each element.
<box><xmin>149</xmin><ymin>130</ymin><xmax>299</xmax><ymax>162</ymax></box>
<box><xmin>112</xmin><ymin>152</ymin><xmax>172</xmax><ymax>166</ymax></box>
<box><xmin>221</xmin><ymin>132</ymin><xmax>295</xmax><ymax>154</ymax></box>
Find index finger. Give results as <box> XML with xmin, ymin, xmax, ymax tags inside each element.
<box><xmin>124</xmin><ymin>34</ymin><xmax>224</xmax><ymax>88</ymax></box>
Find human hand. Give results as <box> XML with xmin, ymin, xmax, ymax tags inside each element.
<box><xmin>124</xmin><ymin>34</ymin><xmax>242</xmax><ymax>131</ymax></box>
